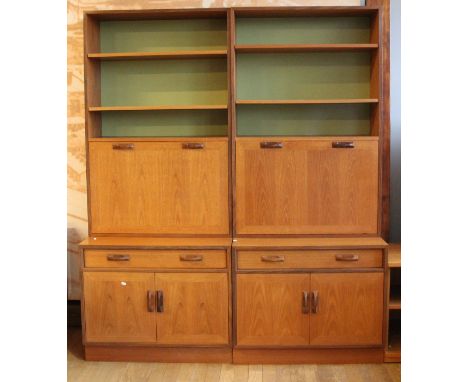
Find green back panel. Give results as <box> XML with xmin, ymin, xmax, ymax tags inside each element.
<box><xmin>101</xmin><ymin>110</ymin><xmax>227</xmax><ymax>137</ymax></box>
<box><xmin>236</xmin><ymin>52</ymin><xmax>370</xmax><ymax>100</ymax></box>
<box><xmin>236</xmin><ymin>104</ymin><xmax>370</xmax><ymax>136</ymax></box>
<box><xmin>236</xmin><ymin>17</ymin><xmax>370</xmax><ymax>44</ymax></box>
<box><xmin>101</xmin><ymin>59</ymin><xmax>228</xmax><ymax>106</ymax></box>
<box><xmin>100</xmin><ymin>19</ymin><xmax>227</xmax><ymax>52</ymax></box>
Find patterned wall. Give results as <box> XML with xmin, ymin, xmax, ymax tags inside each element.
<box><xmin>67</xmin><ymin>0</ymin><xmax>362</xmax><ymax>300</ymax></box>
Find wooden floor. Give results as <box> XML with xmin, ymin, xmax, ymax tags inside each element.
<box><xmin>68</xmin><ymin>329</ymin><xmax>400</xmax><ymax>382</ymax></box>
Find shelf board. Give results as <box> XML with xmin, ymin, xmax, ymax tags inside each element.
<box><xmin>88</xmin><ymin>137</ymin><xmax>228</xmax><ymax>142</ymax></box>
<box><xmin>388</xmin><ymin>243</ymin><xmax>401</xmax><ymax>268</ymax></box>
<box><xmin>89</xmin><ymin>105</ymin><xmax>228</xmax><ymax>112</ymax></box>
<box><xmin>236</xmin><ymin>99</ymin><xmax>378</xmax><ymax>105</ymax></box>
<box><xmin>235</xmin><ymin>44</ymin><xmax>378</xmax><ymax>53</ymax></box>
<box><xmin>88</xmin><ymin>50</ymin><xmax>228</xmax><ymax>61</ymax></box>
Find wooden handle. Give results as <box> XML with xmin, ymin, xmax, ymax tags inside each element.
<box><xmin>311</xmin><ymin>290</ymin><xmax>319</xmax><ymax>314</ymax></box>
<box><xmin>112</xmin><ymin>143</ymin><xmax>135</xmax><ymax>150</ymax></box>
<box><xmin>260</xmin><ymin>141</ymin><xmax>283</xmax><ymax>149</ymax></box>
<box><xmin>261</xmin><ymin>255</ymin><xmax>285</xmax><ymax>263</ymax></box>
<box><xmin>156</xmin><ymin>290</ymin><xmax>164</xmax><ymax>313</ymax></box>
<box><xmin>332</xmin><ymin>141</ymin><xmax>354</xmax><ymax>149</ymax></box>
<box><xmin>179</xmin><ymin>254</ymin><xmax>203</xmax><ymax>262</ymax></box>
<box><xmin>302</xmin><ymin>291</ymin><xmax>310</xmax><ymax>314</ymax></box>
<box><xmin>335</xmin><ymin>254</ymin><xmax>359</xmax><ymax>261</ymax></box>
<box><xmin>182</xmin><ymin>142</ymin><xmax>204</xmax><ymax>149</ymax></box>
<box><xmin>106</xmin><ymin>254</ymin><xmax>130</xmax><ymax>261</ymax></box>
<box><xmin>147</xmin><ymin>290</ymin><xmax>156</xmax><ymax>312</ymax></box>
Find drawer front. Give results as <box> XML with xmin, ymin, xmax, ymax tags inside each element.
<box><xmin>85</xmin><ymin>249</ymin><xmax>226</xmax><ymax>269</ymax></box>
<box><xmin>237</xmin><ymin>249</ymin><xmax>382</xmax><ymax>270</ymax></box>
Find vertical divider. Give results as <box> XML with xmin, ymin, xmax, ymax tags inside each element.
<box><xmin>229</xmin><ymin>9</ymin><xmax>237</xmax><ymax>238</ymax></box>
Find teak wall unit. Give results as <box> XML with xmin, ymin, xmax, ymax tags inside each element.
<box><xmin>80</xmin><ymin>3</ymin><xmax>391</xmax><ymax>364</ymax></box>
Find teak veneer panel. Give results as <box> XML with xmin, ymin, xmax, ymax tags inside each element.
<box><xmin>83</xmin><ymin>272</ymin><xmax>156</xmax><ymax>343</ymax></box>
<box><xmin>80</xmin><ymin>236</ymin><xmax>232</xmax><ymax>249</ymax></box>
<box><xmin>155</xmin><ymin>273</ymin><xmax>229</xmax><ymax>345</ymax></box>
<box><xmin>232</xmin><ymin>237</ymin><xmax>388</xmax><ymax>249</ymax></box>
<box><xmin>85</xmin><ymin>249</ymin><xmax>226</xmax><ymax>269</ymax></box>
<box><xmin>235</xmin><ymin>138</ymin><xmax>379</xmax><ymax>235</ymax></box>
<box><xmin>89</xmin><ymin>141</ymin><xmax>228</xmax><ymax>235</ymax></box>
<box><xmin>309</xmin><ymin>272</ymin><xmax>384</xmax><ymax>346</ymax></box>
<box><xmin>236</xmin><ymin>274</ymin><xmax>310</xmax><ymax>346</ymax></box>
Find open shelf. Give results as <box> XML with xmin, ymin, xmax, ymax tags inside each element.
<box><xmin>389</xmin><ymin>286</ymin><xmax>401</xmax><ymax>310</ymax></box>
<box><xmin>99</xmin><ymin>19</ymin><xmax>227</xmax><ymax>53</ymax></box>
<box><xmin>235</xmin><ymin>44</ymin><xmax>378</xmax><ymax>53</ymax></box>
<box><xmin>89</xmin><ymin>105</ymin><xmax>227</xmax><ymax>112</ymax></box>
<box><xmin>88</xmin><ymin>50</ymin><xmax>228</xmax><ymax>60</ymax></box>
<box><xmin>237</xmin><ymin>99</ymin><xmax>378</xmax><ymax>105</ymax></box>
<box><xmin>236</xmin><ymin>16</ymin><xmax>373</xmax><ymax>45</ymax></box>
<box><xmin>236</xmin><ymin>103</ymin><xmax>372</xmax><ymax>136</ymax></box>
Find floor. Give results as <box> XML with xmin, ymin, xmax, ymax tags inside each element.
<box><xmin>68</xmin><ymin>329</ymin><xmax>401</xmax><ymax>382</ymax></box>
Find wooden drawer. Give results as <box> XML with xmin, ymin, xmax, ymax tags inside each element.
<box><xmin>84</xmin><ymin>249</ymin><xmax>227</xmax><ymax>269</ymax></box>
<box><xmin>237</xmin><ymin>249</ymin><xmax>382</xmax><ymax>270</ymax></box>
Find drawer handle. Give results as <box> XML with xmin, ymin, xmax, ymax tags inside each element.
<box><xmin>112</xmin><ymin>143</ymin><xmax>135</xmax><ymax>150</ymax></box>
<box><xmin>147</xmin><ymin>290</ymin><xmax>156</xmax><ymax>312</ymax></box>
<box><xmin>260</xmin><ymin>141</ymin><xmax>283</xmax><ymax>149</ymax></box>
<box><xmin>261</xmin><ymin>255</ymin><xmax>285</xmax><ymax>263</ymax></box>
<box><xmin>335</xmin><ymin>254</ymin><xmax>359</xmax><ymax>261</ymax></box>
<box><xmin>182</xmin><ymin>142</ymin><xmax>204</xmax><ymax>149</ymax></box>
<box><xmin>107</xmin><ymin>254</ymin><xmax>130</xmax><ymax>261</ymax></box>
<box><xmin>156</xmin><ymin>290</ymin><xmax>164</xmax><ymax>313</ymax></box>
<box><xmin>311</xmin><ymin>290</ymin><xmax>319</xmax><ymax>314</ymax></box>
<box><xmin>302</xmin><ymin>291</ymin><xmax>310</xmax><ymax>314</ymax></box>
<box><xmin>332</xmin><ymin>141</ymin><xmax>354</xmax><ymax>149</ymax></box>
<box><xmin>179</xmin><ymin>254</ymin><xmax>203</xmax><ymax>262</ymax></box>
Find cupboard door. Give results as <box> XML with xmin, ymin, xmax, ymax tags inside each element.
<box><xmin>309</xmin><ymin>273</ymin><xmax>383</xmax><ymax>346</ymax></box>
<box><xmin>83</xmin><ymin>272</ymin><xmax>156</xmax><ymax>343</ymax></box>
<box><xmin>235</xmin><ymin>138</ymin><xmax>378</xmax><ymax>235</ymax></box>
<box><xmin>236</xmin><ymin>274</ymin><xmax>310</xmax><ymax>346</ymax></box>
<box><xmin>89</xmin><ymin>141</ymin><xmax>229</xmax><ymax>235</ymax></box>
<box><xmin>154</xmin><ymin>273</ymin><xmax>229</xmax><ymax>345</ymax></box>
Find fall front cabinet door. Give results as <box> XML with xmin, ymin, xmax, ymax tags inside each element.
<box><xmin>84</xmin><ymin>272</ymin><xmax>229</xmax><ymax>345</ymax></box>
<box><xmin>236</xmin><ymin>273</ymin><xmax>383</xmax><ymax>346</ymax></box>
<box><xmin>235</xmin><ymin>138</ymin><xmax>379</xmax><ymax>235</ymax></box>
<box><xmin>83</xmin><ymin>272</ymin><xmax>156</xmax><ymax>343</ymax></box>
<box><xmin>89</xmin><ymin>141</ymin><xmax>229</xmax><ymax>235</ymax></box>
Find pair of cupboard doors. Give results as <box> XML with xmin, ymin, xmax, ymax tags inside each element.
<box><xmin>83</xmin><ymin>271</ymin><xmax>229</xmax><ymax>345</ymax></box>
<box><xmin>89</xmin><ymin>138</ymin><xmax>379</xmax><ymax>235</ymax></box>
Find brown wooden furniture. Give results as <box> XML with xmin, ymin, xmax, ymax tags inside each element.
<box><xmin>80</xmin><ymin>3</ymin><xmax>391</xmax><ymax>364</ymax></box>
<box><xmin>385</xmin><ymin>243</ymin><xmax>401</xmax><ymax>362</ymax></box>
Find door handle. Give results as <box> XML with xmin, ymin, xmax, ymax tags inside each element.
<box><xmin>302</xmin><ymin>291</ymin><xmax>310</xmax><ymax>314</ymax></box>
<box><xmin>112</xmin><ymin>143</ymin><xmax>135</xmax><ymax>150</ymax></box>
<box><xmin>311</xmin><ymin>290</ymin><xmax>319</xmax><ymax>314</ymax></box>
<box><xmin>332</xmin><ymin>141</ymin><xmax>354</xmax><ymax>149</ymax></box>
<box><xmin>261</xmin><ymin>255</ymin><xmax>285</xmax><ymax>263</ymax></box>
<box><xmin>179</xmin><ymin>254</ymin><xmax>203</xmax><ymax>262</ymax></box>
<box><xmin>156</xmin><ymin>290</ymin><xmax>164</xmax><ymax>313</ymax></box>
<box><xmin>106</xmin><ymin>254</ymin><xmax>130</xmax><ymax>261</ymax></box>
<box><xmin>147</xmin><ymin>290</ymin><xmax>156</xmax><ymax>312</ymax></box>
<box><xmin>260</xmin><ymin>141</ymin><xmax>283</xmax><ymax>149</ymax></box>
<box><xmin>182</xmin><ymin>142</ymin><xmax>204</xmax><ymax>149</ymax></box>
<box><xmin>335</xmin><ymin>254</ymin><xmax>359</xmax><ymax>261</ymax></box>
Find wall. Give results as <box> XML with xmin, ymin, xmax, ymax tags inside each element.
<box><xmin>67</xmin><ymin>0</ymin><xmax>371</xmax><ymax>300</ymax></box>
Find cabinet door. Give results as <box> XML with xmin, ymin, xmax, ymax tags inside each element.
<box><xmin>236</xmin><ymin>274</ymin><xmax>310</xmax><ymax>346</ymax></box>
<box><xmin>309</xmin><ymin>273</ymin><xmax>383</xmax><ymax>346</ymax></box>
<box><xmin>83</xmin><ymin>272</ymin><xmax>156</xmax><ymax>343</ymax></box>
<box><xmin>154</xmin><ymin>273</ymin><xmax>229</xmax><ymax>345</ymax></box>
<box><xmin>89</xmin><ymin>141</ymin><xmax>229</xmax><ymax>235</ymax></box>
<box><xmin>235</xmin><ymin>138</ymin><xmax>378</xmax><ymax>235</ymax></box>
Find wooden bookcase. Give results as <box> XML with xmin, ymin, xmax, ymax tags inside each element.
<box><xmin>80</xmin><ymin>4</ymin><xmax>392</xmax><ymax>364</ymax></box>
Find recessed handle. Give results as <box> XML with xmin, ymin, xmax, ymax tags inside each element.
<box><xmin>302</xmin><ymin>291</ymin><xmax>310</xmax><ymax>314</ymax></box>
<box><xmin>112</xmin><ymin>143</ymin><xmax>135</xmax><ymax>150</ymax></box>
<box><xmin>311</xmin><ymin>290</ymin><xmax>319</xmax><ymax>314</ymax></box>
<box><xmin>332</xmin><ymin>141</ymin><xmax>354</xmax><ymax>149</ymax></box>
<box><xmin>260</xmin><ymin>141</ymin><xmax>283</xmax><ymax>149</ymax></box>
<box><xmin>156</xmin><ymin>290</ymin><xmax>164</xmax><ymax>313</ymax></box>
<box><xmin>106</xmin><ymin>254</ymin><xmax>130</xmax><ymax>261</ymax></box>
<box><xmin>182</xmin><ymin>142</ymin><xmax>204</xmax><ymax>149</ymax></box>
<box><xmin>335</xmin><ymin>254</ymin><xmax>359</xmax><ymax>261</ymax></box>
<box><xmin>179</xmin><ymin>254</ymin><xmax>203</xmax><ymax>262</ymax></box>
<box><xmin>147</xmin><ymin>290</ymin><xmax>156</xmax><ymax>312</ymax></box>
<box><xmin>261</xmin><ymin>255</ymin><xmax>285</xmax><ymax>263</ymax></box>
